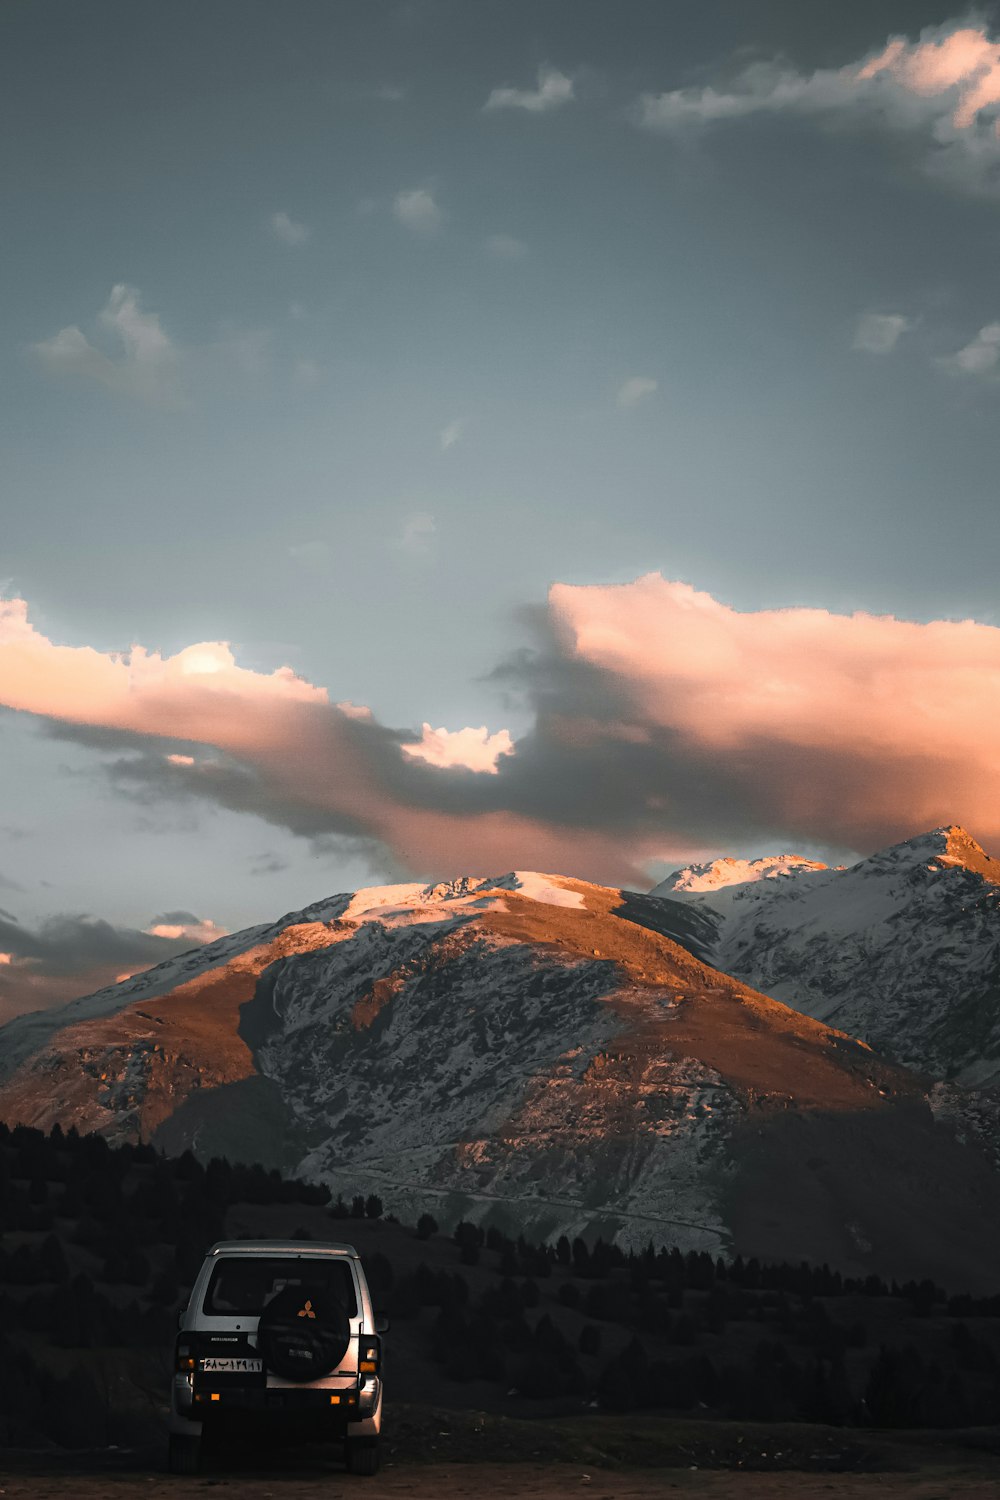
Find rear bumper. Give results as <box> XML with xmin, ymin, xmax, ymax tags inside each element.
<box><xmin>170</xmin><ymin>1377</ymin><xmax>381</xmax><ymax>1439</ymax></box>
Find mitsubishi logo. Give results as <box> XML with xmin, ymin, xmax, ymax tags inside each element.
<box><xmin>297</xmin><ymin>1300</ymin><xmax>317</xmax><ymax>1320</ymax></box>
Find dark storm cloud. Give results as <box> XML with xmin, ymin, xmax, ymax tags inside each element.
<box><xmin>0</xmin><ymin>911</ymin><xmax>182</xmax><ymax>976</ymax></box>
<box><xmin>0</xmin><ymin>909</ymin><xmax>221</xmax><ymax>1022</ymax></box>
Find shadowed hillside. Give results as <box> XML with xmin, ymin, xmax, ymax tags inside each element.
<box><xmin>3</xmin><ymin>873</ymin><xmax>1000</xmax><ymax>1290</ymax></box>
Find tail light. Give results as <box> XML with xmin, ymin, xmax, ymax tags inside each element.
<box><xmin>358</xmin><ymin>1335</ymin><xmax>381</xmax><ymax>1376</ymax></box>
<box><xmin>175</xmin><ymin>1338</ymin><xmax>197</xmax><ymax>1373</ymax></box>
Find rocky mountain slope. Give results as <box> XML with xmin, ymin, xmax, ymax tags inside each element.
<box><xmin>651</xmin><ymin>826</ymin><xmax>1000</xmax><ymax>1087</ymax></box>
<box><xmin>2</xmin><ymin>869</ymin><xmax>1000</xmax><ymax>1289</ymax></box>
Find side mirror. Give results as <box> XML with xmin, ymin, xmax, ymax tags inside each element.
<box><xmin>177</xmin><ymin>1308</ymin><xmax>186</xmax><ymax>1330</ymax></box>
<box><xmin>375</xmin><ymin>1313</ymin><xmax>390</xmax><ymax>1334</ymax></box>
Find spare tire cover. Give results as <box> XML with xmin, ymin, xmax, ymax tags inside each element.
<box><xmin>257</xmin><ymin>1284</ymin><xmax>351</xmax><ymax>1382</ymax></box>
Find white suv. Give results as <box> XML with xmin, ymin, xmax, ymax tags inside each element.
<box><xmin>169</xmin><ymin>1239</ymin><xmax>385</xmax><ymax>1476</ymax></box>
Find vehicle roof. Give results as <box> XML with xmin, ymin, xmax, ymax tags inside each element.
<box><xmin>207</xmin><ymin>1239</ymin><xmax>359</xmax><ymax>1259</ymax></box>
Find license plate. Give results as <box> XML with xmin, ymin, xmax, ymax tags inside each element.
<box><xmin>200</xmin><ymin>1357</ymin><xmax>264</xmax><ymax>1373</ymax></box>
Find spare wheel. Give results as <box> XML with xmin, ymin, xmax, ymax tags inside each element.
<box><xmin>257</xmin><ymin>1284</ymin><xmax>351</xmax><ymax>1382</ymax></box>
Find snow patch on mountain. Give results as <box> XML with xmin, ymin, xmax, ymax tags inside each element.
<box><xmin>341</xmin><ymin>871</ymin><xmax>585</xmax><ymax>927</ymax></box>
<box><xmin>0</xmin><ymin>872</ymin><xmax>589</xmax><ymax>1083</ymax></box>
<box><xmin>279</xmin><ymin>936</ymin><xmax>731</xmax><ymax>1251</ymax></box>
<box><xmin>652</xmin><ymin>826</ymin><xmax>1000</xmax><ymax>1085</ymax></box>
<box><xmin>652</xmin><ymin>855</ymin><xmax>831</xmax><ymax>899</ymax></box>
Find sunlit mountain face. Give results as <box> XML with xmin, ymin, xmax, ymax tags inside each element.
<box><xmin>4</xmin><ymin>856</ymin><xmax>1000</xmax><ymax>1293</ymax></box>
<box><xmin>653</xmin><ymin>826</ymin><xmax>1000</xmax><ymax>1087</ymax></box>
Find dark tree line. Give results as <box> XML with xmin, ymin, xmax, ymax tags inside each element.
<box><xmin>2</xmin><ymin>1120</ymin><xmax>1000</xmax><ymax>1442</ymax></box>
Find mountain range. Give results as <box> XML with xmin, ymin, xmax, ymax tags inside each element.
<box><xmin>652</xmin><ymin>825</ymin><xmax>1000</xmax><ymax>1087</ymax></box>
<box><xmin>3</xmin><ymin>836</ymin><xmax>1000</xmax><ymax>1290</ymax></box>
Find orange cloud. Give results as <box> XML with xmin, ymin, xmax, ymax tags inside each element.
<box><xmin>145</xmin><ymin>916</ymin><xmax>228</xmax><ymax>944</ymax></box>
<box><xmin>3</xmin><ymin>580</ymin><xmax>1000</xmax><ymax>880</ymax></box>
<box><xmin>549</xmin><ymin>574</ymin><xmax>1000</xmax><ymax>849</ymax></box>
<box><xmin>0</xmin><ymin>600</ymin><xmax>324</xmax><ymax>751</ymax></box>
<box><xmin>637</xmin><ymin>20</ymin><xmax>1000</xmax><ymax>191</ymax></box>
<box><xmin>859</xmin><ymin>27</ymin><xmax>1000</xmax><ymax>128</ymax></box>
<box><xmin>0</xmin><ymin>596</ymin><xmax>641</xmax><ymax>883</ymax></box>
<box><xmin>401</xmin><ymin>723</ymin><xmax>515</xmax><ymax>774</ymax></box>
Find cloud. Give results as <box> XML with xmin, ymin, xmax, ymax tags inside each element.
<box><xmin>616</xmin><ymin>376</ymin><xmax>658</xmax><ymax>408</ymax></box>
<box><xmin>401</xmin><ymin>724</ymin><xmax>515</xmax><ymax>774</ymax></box>
<box><xmin>146</xmin><ymin>911</ymin><xmax>228</xmax><ymax>944</ymax></box>
<box><xmin>31</xmin><ymin>284</ymin><xmax>181</xmax><ymax>407</ymax></box>
<box><xmin>0</xmin><ymin>597</ymin><xmax>326</xmax><ymax>736</ymax></box>
<box><xmin>485</xmin><ymin>67</ymin><xmax>574</xmax><ymax>113</ymax></box>
<box><xmin>635</xmin><ymin>20</ymin><xmax>1000</xmax><ymax>191</ymax></box>
<box><xmin>0</xmin><ymin>592</ymin><xmax>636</xmax><ymax>885</ymax></box>
<box><xmin>250</xmin><ymin>851</ymin><xmax>289</xmax><ymax>877</ymax></box>
<box><xmin>939</xmin><ymin>321</ymin><xmax>1000</xmax><ymax>374</ymax></box>
<box><xmin>7</xmin><ymin>578</ymin><xmax>1000</xmax><ymax>894</ymax></box>
<box><xmin>0</xmin><ymin>908</ymin><xmax>223</xmax><ymax>1020</ymax></box>
<box><xmin>440</xmin><ymin>419</ymin><xmax>462</xmax><ymax>451</ymax></box>
<box><xmin>485</xmin><ymin>234</ymin><xmax>528</xmax><ymax>260</ymax></box>
<box><xmin>397</xmin><ymin>511</ymin><xmax>436</xmax><ymax>554</ymax></box>
<box><xmin>853</xmin><ymin>312</ymin><xmax>913</xmax><ymax>354</ymax></box>
<box><xmin>393</xmin><ymin>188</ymin><xmax>442</xmax><ymax>235</ymax></box>
<box><xmin>269</xmin><ymin>210</ymin><xmax>310</xmax><ymax>246</ymax></box>
<box><xmin>535</xmin><ymin>573</ymin><xmax>1000</xmax><ymax>854</ymax></box>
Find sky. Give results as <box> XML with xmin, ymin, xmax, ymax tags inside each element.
<box><xmin>4</xmin><ymin>0</ymin><xmax>1000</xmax><ymax>1013</ymax></box>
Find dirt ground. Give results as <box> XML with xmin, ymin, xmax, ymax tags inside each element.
<box><xmin>1</xmin><ymin>1458</ymin><xmax>1000</xmax><ymax>1500</ymax></box>
<box><xmin>2</xmin><ymin>1413</ymin><xmax>999</xmax><ymax>1500</ymax></box>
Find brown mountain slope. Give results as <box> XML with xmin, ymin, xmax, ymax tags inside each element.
<box><xmin>0</xmin><ymin>873</ymin><xmax>998</xmax><ymax>1289</ymax></box>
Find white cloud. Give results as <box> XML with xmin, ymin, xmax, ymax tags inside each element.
<box><xmin>940</xmin><ymin>321</ymin><xmax>1000</xmax><ymax>375</ymax></box>
<box><xmin>393</xmin><ymin>188</ymin><xmax>442</xmax><ymax>235</ymax></box>
<box><xmin>269</xmin><ymin>210</ymin><xmax>310</xmax><ymax>246</ymax></box>
<box><xmin>440</xmin><ymin>419</ymin><xmax>462</xmax><ymax>451</ymax></box>
<box><xmin>853</xmin><ymin>312</ymin><xmax>914</xmax><ymax>354</ymax></box>
<box><xmin>401</xmin><ymin>724</ymin><xmax>515</xmax><ymax>775</ymax></box>
<box><xmin>635</xmin><ymin>21</ymin><xmax>1000</xmax><ymax>192</ymax></box>
<box><xmin>31</xmin><ymin>284</ymin><xmax>181</xmax><ymax>407</ymax></box>
<box><xmin>397</xmin><ymin>511</ymin><xmax>436</xmax><ymax>554</ymax></box>
<box><xmin>485</xmin><ymin>234</ymin><xmax>528</xmax><ymax>260</ymax></box>
<box><xmin>616</xmin><ymin>376</ymin><xmax>658</xmax><ymax>408</ymax></box>
<box><xmin>485</xmin><ymin>67</ymin><xmax>574</xmax><ymax>113</ymax></box>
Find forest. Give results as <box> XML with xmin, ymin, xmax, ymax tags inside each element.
<box><xmin>2</xmin><ymin>1120</ymin><xmax>999</xmax><ymax>1447</ymax></box>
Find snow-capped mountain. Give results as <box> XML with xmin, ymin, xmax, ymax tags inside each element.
<box><xmin>656</xmin><ymin>854</ymin><xmax>832</xmax><ymax>897</ymax></box>
<box><xmin>3</xmin><ymin>867</ymin><xmax>1000</xmax><ymax>1290</ymax></box>
<box><xmin>651</xmin><ymin>826</ymin><xmax>1000</xmax><ymax>1087</ymax></box>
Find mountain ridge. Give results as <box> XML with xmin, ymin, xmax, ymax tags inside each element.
<box><xmin>651</xmin><ymin>825</ymin><xmax>1000</xmax><ymax>1087</ymax></box>
<box><xmin>2</xmin><ymin>865</ymin><xmax>1000</xmax><ymax>1288</ymax></box>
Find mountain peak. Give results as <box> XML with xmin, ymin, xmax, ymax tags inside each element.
<box><xmin>650</xmin><ymin>854</ymin><xmax>829</xmax><ymax>899</ymax></box>
<box><xmin>873</xmin><ymin>826</ymin><xmax>1000</xmax><ymax>883</ymax></box>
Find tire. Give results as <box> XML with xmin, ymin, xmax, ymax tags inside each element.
<box><xmin>345</xmin><ymin>1439</ymin><xmax>380</xmax><ymax>1476</ymax></box>
<box><xmin>168</xmin><ymin>1434</ymin><xmax>201</xmax><ymax>1475</ymax></box>
<box><xmin>257</xmin><ymin>1284</ymin><xmax>351</xmax><ymax>1383</ymax></box>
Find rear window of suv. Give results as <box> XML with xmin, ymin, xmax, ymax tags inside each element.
<box><xmin>204</xmin><ymin>1257</ymin><xmax>359</xmax><ymax>1317</ymax></box>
